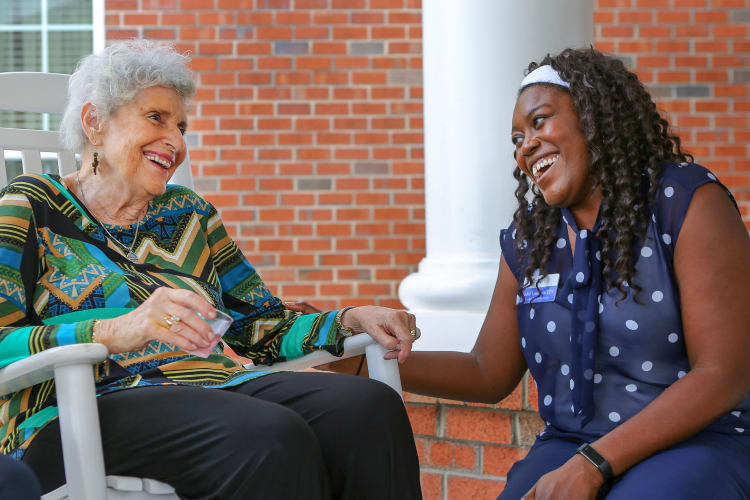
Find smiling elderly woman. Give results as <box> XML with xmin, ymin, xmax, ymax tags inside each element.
<box><xmin>0</xmin><ymin>40</ymin><xmax>422</xmax><ymax>499</ymax></box>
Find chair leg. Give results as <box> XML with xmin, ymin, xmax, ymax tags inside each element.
<box><xmin>54</xmin><ymin>363</ymin><xmax>107</xmax><ymax>500</ymax></box>
<box><xmin>364</xmin><ymin>343</ymin><xmax>403</xmax><ymax>398</ymax></box>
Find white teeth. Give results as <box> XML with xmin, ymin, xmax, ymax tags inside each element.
<box><xmin>531</xmin><ymin>155</ymin><xmax>559</xmax><ymax>178</ymax></box>
<box><xmin>144</xmin><ymin>153</ymin><xmax>172</xmax><ymax>168</ymax></box>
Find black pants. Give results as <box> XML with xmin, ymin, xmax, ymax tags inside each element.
<box><xmin>23</xmin><ymin>371</ymin><xmax>422</xmax><ymax>500</ymax></box>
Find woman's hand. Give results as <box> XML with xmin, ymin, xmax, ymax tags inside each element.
<box><xmin>523</xmin><ymin>454</ymin><xmax>603</xmax><ymax>500</ymax></box>
<box><xmin>343</xmin><ymin>306</ymin><xmax>418</xmax><ymax>363</ymax></box>
<box><xmin>94</xmin><ymin>287</ymin><xmax>219</xmax><ymax>356</ymax></box>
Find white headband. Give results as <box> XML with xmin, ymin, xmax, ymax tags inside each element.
<box><xmin>520</xmin><ymin>65</ymin><xmax>570</xmax><ymax>90</ymax></box>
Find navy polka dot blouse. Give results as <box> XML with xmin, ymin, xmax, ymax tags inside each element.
<box><xmin>500</xmin><ymin>162</ymin><xmax>749</xmax><ymax>440</ymax></box>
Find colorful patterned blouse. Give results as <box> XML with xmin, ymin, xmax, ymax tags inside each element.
<box><xmin>0</xmin><ymin>174</ymin><xmax>345</xmax><ymax>459</ymax></box>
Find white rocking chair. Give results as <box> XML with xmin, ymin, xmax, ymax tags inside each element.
<box><xmin>0</xmin><ymin>72</ymin><xmax>402</xmax><ymax>500</ymax></box>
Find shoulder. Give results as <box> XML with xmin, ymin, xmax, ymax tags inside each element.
<box><xmin>653</xmin><ymin>161</ymin><xmax>737</xmax><ymax>247</ymax></box>
<box><xmin>151</xmin><ymin>184</ymin><xmax>213</xmax><ymax>217</ymax></box>
<box><xmin>656</xmin><ymin>162</ymin><xmax>730</xmax><ymax>203</ymax></box>
<box><xmin>2</xmin><ymin>173</ymin><xmax>58</xmax><ymax>198</ymax></box>
<box><xmin>500</xmin><ymin>219</ymin><xmax>524</xmax><ymax>282</ymax></box>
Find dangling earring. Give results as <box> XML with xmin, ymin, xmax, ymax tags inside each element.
<box><xmin>91</xmin><ymin>151</ymin><xmax>99</xmax><ymax>175</ymax></box>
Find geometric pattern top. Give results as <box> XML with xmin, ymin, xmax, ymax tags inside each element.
<box><xmin>0</xmin><ymin>173</ymin><xmax>344</xmax><ymax>459</ymax></box>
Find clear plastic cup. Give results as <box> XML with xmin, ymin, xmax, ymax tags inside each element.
<box><xmin>184</xmin><ymin>309</ymin><xmax>234</xmax><ymax>357</ymax></box>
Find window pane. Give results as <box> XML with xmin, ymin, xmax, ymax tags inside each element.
<box><xmin>0</xmin><ymin>0</ymin><xmax>42</xmax><ymax>25</ymax></box>
<box><xmin>0</xmin><ymin>32</ymin><xmax>42</xmax><ymax>129</ymax></box>
<box><xmin>0</xmin><ymin>31</ymin><xmax>42</xmax><ymax>72</ymax></box>
<box><xmin>48</xmin><ymin>0</ymin><xmax>93</xmax><ymax>25</ymax></box>
<box><xmin>49</xmin><ymin>31</ymin><xmax>92</xmax><ymax>74</ymax></box>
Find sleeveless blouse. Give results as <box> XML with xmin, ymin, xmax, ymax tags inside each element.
<box><xmin>500</xmin><ymin>162</ymin><xmax>750</xmax><ymax>440</ymax></box>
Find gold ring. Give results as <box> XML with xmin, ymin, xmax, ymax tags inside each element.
<box><xmin>164</xmin><ymin>314</ymin><xmax>181</xmax><ymax>327</ymax></box>
<box><xmin>409</xmin><ymin>328</ymin><xmax>417</xmax><ymax>338</ymax></box>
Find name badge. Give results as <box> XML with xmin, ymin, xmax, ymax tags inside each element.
<box><xmin>519</xmin><ymin>272</ymin><xmax>560</xmax><ymax>304</ymax></box>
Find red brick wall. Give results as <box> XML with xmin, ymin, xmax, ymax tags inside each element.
<box><xmin>107</xmin><ymin>0</ymin><xmax>424</xmax><ymax>311</ymax></box>
<box><xmin>595</xmin><ymin>0</ymin><xmax>750</xmax><ymax>225</ymax></box>
<box><xmin>105</xmin><ymin>1</ymin><xmax>749</xmax><ymax>498</ymax></box>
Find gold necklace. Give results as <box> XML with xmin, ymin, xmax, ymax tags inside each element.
<box><xmin>76</xmin><ymin>171</ymin><xmax>145</xmax><ymax>262</ymax></box>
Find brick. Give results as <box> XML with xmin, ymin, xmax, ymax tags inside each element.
<box><xmin>182</xmin><ymin>0</ymin><xmax>215</xmax><ymax>8</ymax></box>
<box><xmin>420</xmin><ymin>472</ymin><xmax>442</xmax><ymax>500</ymax></box>
<box><xmin>427</xmin><ymin>441</ymin><xmax>477</xmax><ymax>471</ymax></box>
<box><xmin>257</xmin><ymin>27</ymin><xmax>293</xmax><ymax>40</ymax></box>
<box><xmin>447</xmin><ymin>476</ymin><xmax>504</xmax><ymax>500</ymax></box>
<box><xmin>123</xmin><ymin>13</ymin><xmax>158</xmax><ymax>25</ymax></box>
<box><xmin>445</xmin><ymin>408</ymin><xmax>512</xmax><ymax>444</ymax></box>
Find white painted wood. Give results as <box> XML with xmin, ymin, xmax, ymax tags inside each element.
<box><xmin>58</xmin><ymin>151</ymin><xmax>77</xmax><ymax>176</ymax></box>
<box><xmin>0</xmin><ymin>150</ymin><xmax>8</xmax><ymax>187</ymax></box>
<box><xmin>55</xmin><ymin>362</ymin><xmax>107</xmax><ymax>500</ymax></box>
<box><xmin>21</xmin><ymin>149</ymin><xmax>43</xmax><ymax>174</ymax></box>
<box><xmin>0</xmin><ymin>72</ymin><xmax>69</xmax><ymax>114</ymax></box>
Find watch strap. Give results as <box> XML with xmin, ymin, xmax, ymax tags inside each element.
<box><xmin>576</xmin><ymin>443</ymin><xmax>613</xmax><ymax>482</ymax></box>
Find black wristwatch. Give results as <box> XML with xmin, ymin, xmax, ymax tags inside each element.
<box><xmin>576</xmin><ymin>443</ymin><xmax>613</xmax><ymax>482</ymax></box>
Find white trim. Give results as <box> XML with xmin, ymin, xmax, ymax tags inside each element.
<box><xmin>92</xmin><ymin>0</ymin><xmax>104</xmax><ymax>53</ymax></box>
<box><xmin>0</xmin><ymin>25</ymin><xmax>93</xmax><ymax>31</ymax></box>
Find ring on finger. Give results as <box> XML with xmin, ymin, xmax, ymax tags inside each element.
<box><xmin>163</xmin><ymin>313</ymin><xmax>182</xmax><ymax>327</ymax></box>
<box><xmin>409</xmin><ymin>328</ymin><xmax>417</xmax><ymax>338</ymax></box>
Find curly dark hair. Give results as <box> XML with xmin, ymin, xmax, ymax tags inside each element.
<box><xmin>513</xmin><ymin>47</ymin><xmax>692</xmax><ymax>302</ymax></box>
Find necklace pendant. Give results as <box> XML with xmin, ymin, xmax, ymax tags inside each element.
<box><xmin>127</xmin><ymin>251</ymin><xmax>138</xmax><ymax>262</ymax></box>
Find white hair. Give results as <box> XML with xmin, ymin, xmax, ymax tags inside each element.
<box><xmin>60</xmin><ymin>39</ymin><xmax>196</xmax><ymax>153</ymax></box>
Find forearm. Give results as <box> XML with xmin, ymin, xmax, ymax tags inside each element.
<box><xmin>592</xmin><ymin>366</ymin><xmax>748</xmax><ymax>476</ymax></box>
<box><xmin>330</xmin><ymin>349</ymin><xmax>522</xmax><ymax>404</ymax></box>
<box><xmin>400</xmin><ymin>351</ymin><xmax>517</xmax><ymax>403</ymax></box>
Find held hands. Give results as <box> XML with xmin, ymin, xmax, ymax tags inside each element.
<box><xmin>342</xmin><ymin>306</ymin><xmax>418</xmax><ymax>363</ymax></box>
<box><xmin>522</xmin><ymin>454</ymin><xmax>604</xmax><ymax>500</ymax></box>
<box><xmin>284</xmin><ymin>302</ymin><xmax>419</xmax><ymax>363</ymax></box>
<box><xmin>94</xmin><ymin>287</ymin><xmax>219</xmax><ymax>356</ymax></box>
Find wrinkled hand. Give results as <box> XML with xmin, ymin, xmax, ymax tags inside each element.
<box><xmin>343</xmin><ymin>306</ymin><xmax>418</xmax><ymax>363</ymax></box>
<box><xmin>95</xmin><ymin>287</ymin><xmax>219</xmax><ymax>356</ymax></box>
<box><xmin>283</xmin><ymin>301</ymin><xmax>322</xmax><ymax>314</ymax></box>
<box><xmin>523</xmin><ymin>454</ymin><xmax>603</xmax><ymax>500</ymax></box>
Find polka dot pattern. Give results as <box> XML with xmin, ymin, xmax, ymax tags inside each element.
<box><xmin>498</xmin><ymin>162</ymin><xmax>749</xmax><ymax>439</ymax></box>
<box><xmin>546</xmin><ymin>321</ymin><xmax>556</xmax><ymax>333</ymax></box>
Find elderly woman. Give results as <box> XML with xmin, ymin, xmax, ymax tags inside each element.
<box><xmin>332</xmin><ymin>48</ymin><xmax>750</xmax><ymax>499</ymax></box>
<box><xmin>0</xmin><ymin>39</ymin><xmax>422</xmax><ymax>499</ymax></box>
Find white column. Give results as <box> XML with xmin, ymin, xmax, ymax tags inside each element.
<box><xmin>400</xmin><ymin>0</ymin><xmax>593</xmax><ymax>352</ymax></box>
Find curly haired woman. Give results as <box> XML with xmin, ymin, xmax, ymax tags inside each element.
<box><xmin>332</xmin><ymin>47</ymin><xmax>750</xmax><ymax>499</ymax></box>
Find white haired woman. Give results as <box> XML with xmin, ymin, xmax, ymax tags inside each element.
<box><xmin>0</xmin><ymin>39</ymin><xmax>422</xmax><ymax>499</ymax></box>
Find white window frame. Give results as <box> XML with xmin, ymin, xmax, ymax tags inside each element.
<box><xmin>0</xmin><ymin>0</ymin><xmax>104</xmax><ymax>131</ymax></box>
